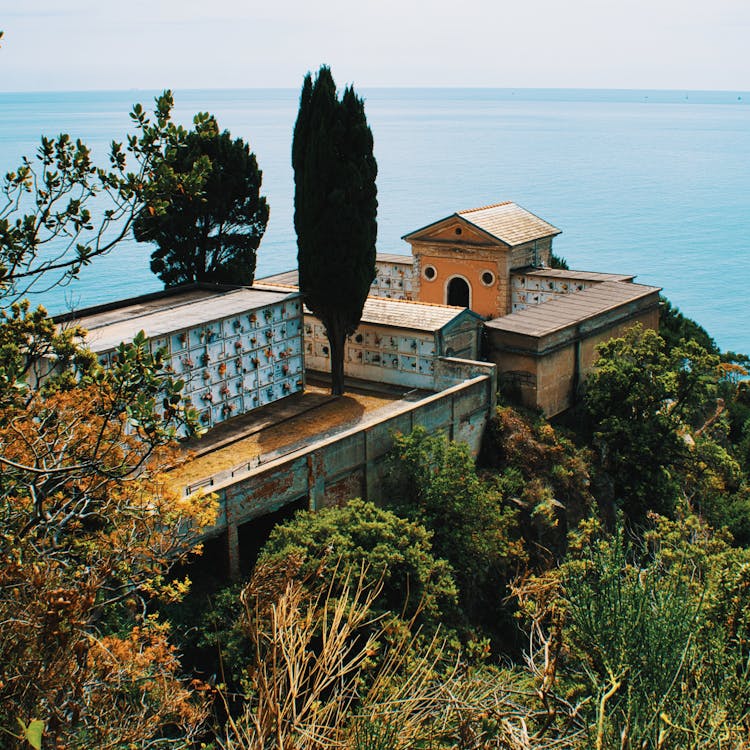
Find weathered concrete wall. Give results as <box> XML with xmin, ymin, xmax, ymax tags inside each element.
<box><xmin>508</xmin><ymin>237</ymin><xmax>552</xmax><ymax>271</ymax></box>
<box><xmin>190</xmin><ymin>372</ymin><xmax>495</xmax><ymax>576</ymax></box>
<box><xmin>490</xmin><ymin>303</ymin><xmax>659</xmax><ymax>416</ymax></box>
<box><xmin>536</xmin><ymin>345</ymin><xmax>577</xmax><ymax>418</ymax></box>
<box><xmin>434</xmin><ymin>356</ymin><xmax>497</xmax><ymax>397</ymax></box>
<box><xmin>577</xmin><ymin>306</ymin><xmax>659</xmax><ymax>378</ymax></box>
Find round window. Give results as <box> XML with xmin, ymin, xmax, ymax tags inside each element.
<box><xmin>423</xmin><ymin>265</ymin><xmax>437</xmax><ymax>281</ymax></box>
<box><xmin>455</xmin><ymin>227</ymin><xmax>463</xmax><ymax>235</ymax></box>
<box><xmin>481</xmin><ymin>270</ymin><xmax>495</xmax><ymax>286</ymax></box>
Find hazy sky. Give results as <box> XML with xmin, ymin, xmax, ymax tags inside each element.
<box><xmin>2</xmin><ymin>0</ymin><xmax>748</xmax><ymax>91</ymax></box>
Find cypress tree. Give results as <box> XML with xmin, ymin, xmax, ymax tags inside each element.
<box><xmin>292</xmin><ymin>66</ymin><xmax>378</xmax><ymax>396</ymax></box>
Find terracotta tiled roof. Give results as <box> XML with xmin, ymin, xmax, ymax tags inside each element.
<box><xmin>457</xmin><ymin>202</ymin><xmax>561</xmax><ymax>246</ymax></box>
<box><xmin>485</xmin><ymin>281</ymin><xmax>661</xmax><ymax>338</ymax></box>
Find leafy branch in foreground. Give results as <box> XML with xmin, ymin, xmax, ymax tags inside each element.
<box><xmin>0</xmin><ymin>90</ymin><xmax>205</xmax><ymax>304</ymax></box>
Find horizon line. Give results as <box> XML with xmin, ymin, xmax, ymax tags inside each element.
<box><xmin>1</xmin><ymin>85</ymin><xmax>748</xmax><ymax>96</ymax></box>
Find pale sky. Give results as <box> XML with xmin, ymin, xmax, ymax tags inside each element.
<box><xmin>1</xmin><ymin>0</ymin><xmax>748</xmax><ymax>91</ymax></box>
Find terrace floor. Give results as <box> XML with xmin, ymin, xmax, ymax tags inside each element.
<box><xmin>170</xmin><ymin>374</ymin><xmax>429</xmax><ymax>494</ymax></box>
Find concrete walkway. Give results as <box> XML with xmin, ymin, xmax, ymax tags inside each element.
<box><xmin>171</xmin><ymin>375</ymin><xmax>430</xmax><ymax>493</ymax></box>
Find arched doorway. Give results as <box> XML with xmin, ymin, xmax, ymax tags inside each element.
<box><xmin>446</xmin><ymin>276</ymin><xmax>470</xmax><ymax>307</ymax></box>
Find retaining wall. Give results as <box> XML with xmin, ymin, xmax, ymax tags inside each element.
<box><xmin>185</xmin><ymin>362</ymin><xmax>495</xmax><ymax>576</ymax></box>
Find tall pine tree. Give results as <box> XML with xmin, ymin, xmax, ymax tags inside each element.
<box><xmin>292</xmin><ymin>66</ymin><xmax>377</xmax><ymax>396</ymax></box>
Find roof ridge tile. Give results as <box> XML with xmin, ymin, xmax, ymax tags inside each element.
<box><xmin>458</xmin><ymin>200</ymin><xmax>513</xmax><ymax>214</ymax></box>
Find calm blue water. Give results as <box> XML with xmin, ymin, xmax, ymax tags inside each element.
<box><xmin>1</xmin><ymin>88</ymin><xmax>749</xmax><ymax>352</ymax></box>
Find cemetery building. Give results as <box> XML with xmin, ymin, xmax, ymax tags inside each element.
<box><xmin>55</xmin><ymin>284</ymin><xmax>305</xmax><ymax>433</ymax></box>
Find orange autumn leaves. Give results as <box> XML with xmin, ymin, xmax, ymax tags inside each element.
<box><xmin>0</xmin><ymin>325</ymin><xmax>217</xmax><ymax>747</ymax></box>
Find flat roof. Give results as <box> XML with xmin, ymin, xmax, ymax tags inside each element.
<box><xmin>258</xmin><ymin>253</ymin><xmax>414</xmax><ymax>288</ymax></box>
<box><xmin>516</xmin><ymin>268</ymin><xmax>636</xmax><ymax>283</ymax></box>
<box><xmin>170</xmin><ymin>379</ymin><xmax>413</xmax><ymax>494</ymax></box>
<box><xmin>486</xmin><ymin>281</ymin><xmax>661</xmax><ymax>338</ymax></box>
<box><xmin>69</xmin><ymin>287</ymin><xmax>297</xmax><ymax>353</ymax></box>
<box><xmin>257</xmin><ymin>269</ymin><xmax>300</xmax><ymax>286</ymax></box>
<box><xmin>376</xmin><ymin>253</ymin><xmax>413</xmax><ymax>265</ymax></box>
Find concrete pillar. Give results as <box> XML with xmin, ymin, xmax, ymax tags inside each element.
<box><xmin>225</xmin><ymin>521</ymin><xmax>241</xmax><ymax>580</ymax></box>
<box><xmin>306</xmin><ymin>452</ymin><xmax>326</xmax><ymax>510</ymax></box>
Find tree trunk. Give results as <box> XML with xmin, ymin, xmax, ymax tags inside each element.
<box><xmin>327</xmin><ymin>320</ymin><xmax>346</xmax><ymax>396</ymax></box>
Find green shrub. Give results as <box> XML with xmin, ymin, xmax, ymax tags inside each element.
<box><xmin>259</xmin><ymin>498</ymin><xmax>459</xmax><ymax>630</ymax></box>
<box><xmin>384</xmin><ymin>428</ymin><xmax>525</xmax><ymax>644</ymax></box>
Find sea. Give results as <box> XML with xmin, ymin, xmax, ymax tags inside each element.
<box><xmin>1</xmin><ymin>88</ymin><xmax>749</xmax><ymax>353</ymax></box>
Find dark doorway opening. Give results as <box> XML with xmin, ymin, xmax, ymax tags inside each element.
<box><xmin>447</xmin><ymin>277</ymin><xmax>470</xmax><ymax>307</ymax></box>
<box><xmin>236</xmin><ymin>496</ymin><xmax>308</xmax><ymax>576</ymax></box>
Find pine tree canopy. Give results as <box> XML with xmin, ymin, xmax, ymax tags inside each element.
<box><xmin>134</xmin><ymin>113</ymin><xmax>269</xmax><ymax>288</ymax></box>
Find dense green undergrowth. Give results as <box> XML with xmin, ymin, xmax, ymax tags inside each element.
<box><xmin>5</xmin><ymin>276</ymin><xmax>750</xmax><ymax>747</ymax></box>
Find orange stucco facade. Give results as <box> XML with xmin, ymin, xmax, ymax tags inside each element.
<box><xmin>398</xmin><ymin>202</ymin><xmax>662</xmax><ymax>416</ymax></box>
<box><xmin>415</xmin><ymin>252</ymin><xmax>508</xmax><ymax>318</ymax></box>
<box><xmin>404</xmin><ymin>217</ymin><xmax>553</xmax><ymax>319</ymax></box>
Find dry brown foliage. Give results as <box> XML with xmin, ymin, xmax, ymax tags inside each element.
<box><xmin>219</xmin><ymin>557</ymin><xmax>584</xmax><ymax>750</ymax></box>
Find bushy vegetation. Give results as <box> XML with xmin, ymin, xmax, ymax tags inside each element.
<box><xmin>0</xmin><ymin>305</ymin><xmax>216</xmax><ymax>747</ymax></box>
<box><xmin>134</xmin><ymin>112</ymin><xmax>269</xmax><ymax>287</ymax></box>
<box><xmin>259</xmin><ymin>497</ymin><xmax>459</xmax><ymax>629</ymax></box>
<box><xmin>582</xmin><ymin>325</ymin><xmax>750</xmax><ymax>539</ymax></box>
<box><xmin>383</xmin><ymin>428</ymin><xmax>524</xmax><ymax>637</ymax></box>
<box><xmin>513</xmin><ymin>513</ymin><xmax>750</xmax><ymax>748</ymax></box>
<box><xmin>0</xmin><ymin>93</ymin><xmax>220</xmax><ymax>749</ymax></box>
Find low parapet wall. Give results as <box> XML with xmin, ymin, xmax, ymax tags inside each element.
<box><xmin>434</xmin><ymin>356</ymin><xmax>497</xmax><ymax>395</ymax></box>
<box><xmin>189</xmin><ymin>369</ymin><xmax>495</xmax><ymax>576</ymax></box>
